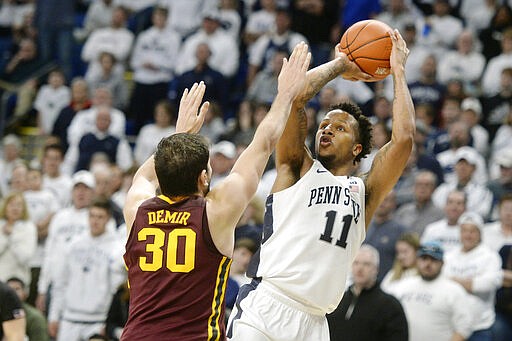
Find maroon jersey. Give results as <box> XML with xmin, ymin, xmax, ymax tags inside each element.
<box><xmin>121</xmin><ymin>195</ymin><xmax>231</xmax><ymax>341</ymax></box>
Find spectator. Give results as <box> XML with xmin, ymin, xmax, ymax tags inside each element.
<box><xmin>32</xmin><ymin>69</ymin><xmax>70</xmax><ymax>136</ymax></box>
<box><xmin>395</xmin><ymin>170</ymin><xmax>444</xmax><ymax>236</ymax></box>
<box><xmin>174</xmin><ymin>43</ymin><xmax>228</xmax><ymax>111</ymax></box>
<box><xmin>86</xmin><ymin>52</ymin><xmax>128</xmax><ymax>111</ymax></box>
<box><xmin>47</xmin><ymin>199</ymin><xmax>125</xmax><ymax>341</ymax></box>
<box><xmin>380</xmin><ymin>232</ymin><xmax>420</xmax><ymax>293</ymax></box>
<box><xmin>364</xmin><ymin>191</ymin><xmax>408</xmax><ymax>282</ymax></box>
<box><xmin>218</xmin><ymin>0</ymin><xmax>242</xmax><ymax>39</ymax></box>
<box><xmin>443</xmin><ymin>212</ymin><xmax>503</xmax><ymax>341</ymax></box>
<box><xmin>458</xmin><ymin>0</ymin><xmax>495</xmax><ymax>33</ymax></box>
<box><xmin>460</xmin><ymin>97</ymin><xmax>488</xmax><ymax>157</ymax></box>
<box><xmin>63</xmin><ymin>105</ymin><xmax>133</xmax><ymax>173</ymax></box>
<box><xmin>0</xmin><ymin>192</ymin><xmax>37</xmax><ymax>285</ymax></box>
<box><xmin>417</xmin><ymin>0</ymin><xmax>463</xmax><ymax>57</ymax></box>
<box><xmin>133</xmin><ymin>99</ymin><xmax>176</xmax><ymax>166</ymax></box>
<box><xmin>160</xmin><ymin>0</ymin><xmax>218</xmax><ymax>40</ymax></box>
<box><xmin>36</xmin><ymin>170</ymin><xmax>96</xmax><ymax>314</ymax></box>
<box><xmin>0</xmin><ymin>37</ymin><xmax>45</xmax><ymax>84</ymax></box>
<box><xmin>433</xmin><ymin>147</ymin><xmax>493</xmax><ymax>218</ymax></box>
<box><xmin>390</xmin><ymin>241</ymin><xmax>473</xmax><ymax>341</ymax></box>
<box><xmin>421</xmin><ymin>189</ymin><xmax>466</xmax><ymax>252</ymax></box>
<box><xmin>408</xmin><ymin>54</ymin><xmax>445</xmax><ymax>114</ymax></box>
<box><xmin>41</xmin><ymin>143</ymin><xmax>72</xmax><ymax>208</ymax></box>
<box><xmin>376</xmin><ymin>0</ymin><xmax>420</xmax><ymax>33</ymax></box>
<box><xmin>23</xmin><ymin>166</ymin><xmax>59</xmax><ymax>304</ymax></box>
<box><xmin>247</xmin><ymin>7</ymin><xmax>307</xmax><ymax>85</ymax></box>
<box><xmin>491</xmin><ymin>109</ymin><xmax>512</xmax><ymax>172</ymax></box>
<box><xmin>482</xmin><ymin>67</ymin><xmax>512</xmax><ymax>141</ymax></box>
<box><xmin>91</xmin><ymin>163</ymin><xmax>124</xmax><ymax>228</ymax></box>
<box><xmin>0</xmin><ymin>280</ymin><xmax>26</xmax><ymax>341</ymax></box>
<box><xmin>479</xmin><ymin>4</ymin><xmax>512</xmax><ymax>61</ymax></box>
<box><xmin>33</xmin><ymin>0</ymin><xmax>74</xmax><ymax>80</ymax></box>
<box><xmin>243</xmin><ymin>0</ymin><xmax>277</xmax><ymax>46</ymax></box>
<box><xmin>6</xmin><ymin>277</ymin><xmax>48</xmax><ymax>341</ymax></box>
<box><xmin>176</xmin><ymin>10</ymin><xmax>239</xmax><ymax>78</ymax></box>
<box><xmin>437</xmin><ymin>30</ymin><xmax>485</xmax><ymax>95</ymax></box>
<box><xmin>436</xmin><ymin>124</ymin><xmax>488</xmax><ymax>185</ymax></box>
<box><xmin>128</xmin><ymin>6</ymin><xmax>180</xmax><ymax>133</ymax></box>
<box><xmin>210</xmin><ymin>140</ymin><xmax>237</xmax><ymax>187</ymax></box>
<box><xmin>66</xmin><ymin>87</ymin><xmax>126</xmax><ymax>149</ymax></box>
<box><xmin>51</xmin><ymin>78</ymin><xmax>92</xmax><ymax>152</ymax></box>
<box><xmin>482</xmin><ymin>27</ymin><xmax>512</xmax><ymax>97</ymax></box>
<box><xmin>81</xmin><ymin>6</ymin><xmax>134</xmax><ymax>84</ymax></box>
<box><xmin>483</xmin><ymin>194</ymin><xmax>512</xmax><ymax>252</ymax></box>
<box><xmin>0</xmin><ymin>135</ymin><xmax>24</xmax><ymax>196</ymax></box>
<box><xmin>76</xmin><ymin>0</ymin><xmax>115</xmax><ymax>41</ymax></box>
<box><xmin>327</xmin><ymin>245</ymin><xmax>408</xmax><ymax>341</ymax></box>
<box><xmin>494</xmin><ymin>244</ymin><xmax>512</xmax><ymax>341</ymax></box>
<box><xmin>487</xmin><ymin>148</ymin><xmax>512</xmax><ymax>218</ymax></box>
<box><xmin>245</xmin><ymin>49</ymin><xmax>286</xmax><ymax>104</ymax></box>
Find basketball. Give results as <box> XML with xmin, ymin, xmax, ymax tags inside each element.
<box><xmin>339</xmin><ymin>19</ymin><xmax>393</xmax><ymax>80</ymax></box>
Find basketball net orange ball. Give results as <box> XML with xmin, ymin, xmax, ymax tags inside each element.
<box><xmin>339</xmin><ymin>19</ymin><xmax>393</xmax><ymax>80</ymax></box>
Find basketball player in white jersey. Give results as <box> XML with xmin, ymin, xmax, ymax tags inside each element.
<box><xmin>228</xmin><ymin>29</ymin><xmax>414</xmax><ymax>340</ymax></box>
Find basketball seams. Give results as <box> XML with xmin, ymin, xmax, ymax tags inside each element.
<box><xmin>348</xmin><ymin>35</ymin><xmax>391</xmax><ymax>55</ymax></box>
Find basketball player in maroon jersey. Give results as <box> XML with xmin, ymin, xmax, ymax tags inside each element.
<box><xmin>120</xmin><ymin>43</ymin><xmax>326</xmax><ymax>340</ymax></box>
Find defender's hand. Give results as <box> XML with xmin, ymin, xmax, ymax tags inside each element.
<box><xmin>176</xmin><ymin>81</ymin><xmax>209</xmax><ymax>134</ymax></box>
<box><xmin>277</xmin><ymin>42</ymin><xmax>311</xmax><ymax>100</ymax></box>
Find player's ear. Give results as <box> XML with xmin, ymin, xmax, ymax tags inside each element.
<box><xmin>352</xmin><ymin>143</ymin><xmax>363</xmax><ymax>158</ymax></box>
<box><xmin>199</xmin><ymin>169</ymin><xmax>209</xmax><ymax>187</ymax></box>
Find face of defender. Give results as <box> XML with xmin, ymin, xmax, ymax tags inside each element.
<box><xmin>315</xmin><ymin>110</ymin><xmax>361</xmax><ymax>165</ymax></box>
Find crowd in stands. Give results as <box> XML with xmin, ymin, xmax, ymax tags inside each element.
<box><xmin>0</xmin><ymin>0</ymin><xmax>511</xmax><ymax>340</ymax></box>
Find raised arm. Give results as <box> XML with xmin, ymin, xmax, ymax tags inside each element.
<box><xmin>364</xmin><ymin>30</ymin><xmax>415</xmax><ymax>227</ymax></box>
<box><xmin>123</xmin><ymin>82</ymin><xmax>209</xmax><ymax>233</ymax></box>
<box><xmin>206</xmin><ymin>42</ymin><xmax>311</xmax><ymax>254</ymax></box>
<box><xmin>273</xmin><ymin>45</ymin><xmax>373</xmax><ymax>190</ymax></box>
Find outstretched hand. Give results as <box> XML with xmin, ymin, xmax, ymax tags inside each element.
<box><xmin>277</xmin><ymin>41</ymin><xmax>311</xmax><ymax>100</ymax></box>
<box><xmin>389</xmin><ymin>29</ymin><xmax>409</xmax><ymax>75</ymax></box>
<box><xmin>334</xmin><ymin>44</ymin><xmax>375</xmax><ymax>82</ymax></box>
<box><xmin>176</xmin><ymin>81</ymin><xmax>209</xmax><ymax>134</ymax></box>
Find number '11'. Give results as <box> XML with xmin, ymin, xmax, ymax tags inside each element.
<box><xmin>319</xmin><ymin>211</ymin><xmax>353</xmax><ymax>248</ymax></box>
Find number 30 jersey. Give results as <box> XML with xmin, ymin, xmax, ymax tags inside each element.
<box><xmin>247</xmin><ymin>160</ymin><xmax>366</xmax><ymax>314</ymax></box>
<box><xmin>122</xmin><ymin>195</ymin><xmax>231</xmax><ymax>341</ymax></box>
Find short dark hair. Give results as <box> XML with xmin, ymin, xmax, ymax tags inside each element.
<box><xmin>90</xmin><ymin>197</ymin><xmax>112</xmax><ymax>215</ymax></box>
<box><xmin>6</xmin><ymin>277</ymin><xmax>25</xmax><ymax>289</ymax></box>
<box><xmin>43</xmin><ymin>143</ymin><xmax>64</xmax><ymax>157</ymax></box>
<box><xmin>154</xmin><ymin>133</ymin><xmax>210</xmax><ymax>197</ymax></box>
<box><xmin>327</xmin><ymin>102</ymin><xmax>373</xmax><ymax>164</ymax></box>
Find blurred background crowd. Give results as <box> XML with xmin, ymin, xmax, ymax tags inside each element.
<box><xmin>0</xmin><ymin>0</ymin><xmax>512</xmax><ymax>340</ymax></box>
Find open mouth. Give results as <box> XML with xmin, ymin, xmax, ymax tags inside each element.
<box><xmin>320</xmin><ymin>136</ymin><xmax>332</xmax><ymax>146</ymax></box>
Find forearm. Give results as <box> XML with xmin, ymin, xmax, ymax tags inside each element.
<box><xmin>256</xmin><ymin>93</ymin><xmax>294</xmax><ymax>151</ymax></box>
<box><xmin>391</xmin><ymin>69</ymin><xmax>415</xmax><ymax>143</ymax></box>
<box><xmin>296</xmin><ymin>57</ymin><xmax>344</xmax><ymax>106</ymax></box>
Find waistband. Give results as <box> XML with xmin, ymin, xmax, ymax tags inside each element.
<box><xmin>259</xmin><ymin>281</ymin><xmax>325</xmax><ymax>316</ymax></box>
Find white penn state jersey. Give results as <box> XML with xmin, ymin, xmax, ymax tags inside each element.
<box><xmin>248</xmin><ymin>160</ymin><xmax>366</xmax><ymax>314</ymax></box>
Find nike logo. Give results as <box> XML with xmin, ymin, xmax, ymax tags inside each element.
<box><xmin>316</xmin><ymin>169</ymin><xmax>328</xmax><ymax>173</ymax></box>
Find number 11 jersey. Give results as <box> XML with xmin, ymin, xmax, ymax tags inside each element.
<box><xmin>247</xmin><ymin>160</ymin><xmax>366</xmax><ymax>314</ymax></box>
<box><xmin>122</xmin><ymin>195</ymin><xmax>231</xmax><ymax>341</ymax></box>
